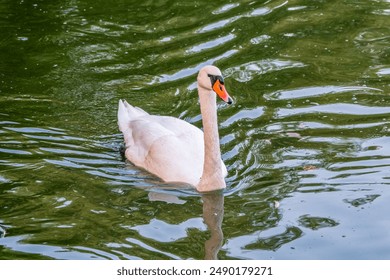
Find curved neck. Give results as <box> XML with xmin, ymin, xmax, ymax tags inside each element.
<box><xmin>196</xmin><ymin>86</ymin><xmax>226</xmax><ymax>192</ymax></box>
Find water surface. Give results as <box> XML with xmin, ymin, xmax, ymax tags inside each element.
<box><xmin>1</xmin><ymin>0</ymin><xmax>390</xmax><ymax>259</ymax></box>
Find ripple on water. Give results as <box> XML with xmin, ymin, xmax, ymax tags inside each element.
<box><xmin>0</xmin><ymin>235</ymin><xmax>120</xmax><ymax>259</ymax></box>
<box><xmin>129</xmin><ymin>217</ymin><xmax>206</xmax><ymax>243</ymax></box>
<box><xmin>1</xmin><ymin>122</ymin><xmax>127</xmax><ymax>184</ymax></box>
<box><xmin>264</xmin><ymin>86</ymin><xmax>382</xmax><ymax>100</ymax></box>
<box><xmin>277</xmin><ymin>103</ymin><xmax>390</xmax><ymax>118</ymax></box>
<box><xmin>2</xmin><ymin>0</ymin><xmax>390</xmax><ymax>260</ymax></box>
<box><xmin>196</xmin><ymin>0</ymin><xmax>287</xmax><ymax>33</ymax></box>
<box><xmin>186</xmin><ymin>34</ymin><xmax>236</xmax><ymax>54</ymax></box>
<box><xmin>151</xmin><ymin>49</ymin><xmax>238</xmax><ymax>84</ymax></box>
<box><xmin>354</xmin><ymin>27</ymin><xmax>390</xmax><ymax>60</ymax></box>
<box><xmin>226</xmin><ymin>59</ymin><xmax>306</xmax><ymax>83</ymax></box>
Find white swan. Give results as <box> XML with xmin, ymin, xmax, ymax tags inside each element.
<box><xmin>118</xmin><ymin>65</ymin><xmax>232</xmax><ymax>192</ymax></box>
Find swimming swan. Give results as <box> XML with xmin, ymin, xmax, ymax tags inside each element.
<box><xmin>118</xmin><ymin>65</ymin><xmax>233</xmax><ymax>192</ymax></box>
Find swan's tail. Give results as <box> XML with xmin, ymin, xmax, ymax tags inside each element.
<box><xmin>117</xmin><ymin>99</ymin><xmax>148</xmax><ymax>132</ymax></box>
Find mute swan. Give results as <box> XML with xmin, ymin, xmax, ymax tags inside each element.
<box><xmin>118</xmin><ymin>65</ymin><xmax>232</xmax><ymax>192</ymax></box>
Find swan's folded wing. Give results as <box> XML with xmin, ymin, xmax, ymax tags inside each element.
<box><xmin>118</xmin><ymin>99</ymin><xmax>149</xmax><ymax>133</ymax></box>
<box><xmin>123</xmin><ymin>115</ymin><xmax>205</xmax><ymax>185</ymax></box>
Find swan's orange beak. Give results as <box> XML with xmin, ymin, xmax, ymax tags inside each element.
<box><xmin>213</xmin><ymin>79</ymin><xmax>233</xmax><ymax>104</ymax></box>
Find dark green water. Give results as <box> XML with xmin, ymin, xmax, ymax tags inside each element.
<box><xmin>1</xmin><ymin>0</ymin><xmax>390</xmax><ymax>259</ymax></box>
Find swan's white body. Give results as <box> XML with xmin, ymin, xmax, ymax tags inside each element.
<box><xmin>118</xmin><ymin>65</ymin><xmax>232</xmax><ymax>192</ymax></box>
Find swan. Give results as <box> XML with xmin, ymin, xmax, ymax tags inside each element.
<box><xmin>117</xmin><ymin>65</ymin><xmax>233</xmax><ymax>192</ymax></box>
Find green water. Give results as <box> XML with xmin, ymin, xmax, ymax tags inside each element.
<box><xmin>1</xmin><ymin>0</ymin><xmax>390</xmax><ymax>259</ymax></box>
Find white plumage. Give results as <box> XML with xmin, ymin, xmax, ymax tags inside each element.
<box><xmin>118</xmin><ymin>65</ymin><xmax>232</xmax><ymax>192</ymax></box>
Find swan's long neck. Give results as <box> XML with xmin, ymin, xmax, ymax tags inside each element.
<box><xmin>196</xmin><ymin>86</ymin><xmax>226</xmax><ymax>192</ymax></box>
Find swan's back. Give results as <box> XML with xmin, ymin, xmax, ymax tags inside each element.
<box><xmin>117</xmin><ymin>99</ymin><xmax>211</xmax><ymax>185</ymax></box>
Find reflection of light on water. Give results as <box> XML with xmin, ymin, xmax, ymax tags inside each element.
<box><xmin>150</xmin><ymin>50</ymin><xmax>238</xmax><ymax>84</ymax></box>
<box><xmin>264</xmin><ymin>86</ymin><xmax>382</xmax><ymax>101</ymax></box>
<box><xmin>186</xmin><ymin>34</ymin><xmax>236</xmax><ymax>54</ymax></box>
<box><xmin>2</xmin><ymin>0</ymin><xmax>390</xmax><ymax>260</ymax></box>
<box><xmin>0</xmin><ymin>235</ymin><xmax>119</xmax><ymax>259</ymax></box>
<box><xmin>0</xmin><ymin>224</ymin><xmax>7</xmax><ymax>238</ymax></box>
<box><xmin>376</xmin><ymin>67</ymin><xmax>390</xmax><ymax>76</ymax></box>
<box><xmin>225</xmin><ymin>59</ymin><xmax>306</xmax><ymax>83</ymax></box>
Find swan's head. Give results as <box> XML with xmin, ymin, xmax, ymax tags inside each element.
<box><xmin>197</xmin><ymin>65</ymin><xmax>233</xmax><ymax>104</ymax></box>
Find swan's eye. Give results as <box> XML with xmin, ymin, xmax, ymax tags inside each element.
<box><xmin>208</xmin><ymin>74</ymin><xmax>224</xmax><ymax>87</ymax></box>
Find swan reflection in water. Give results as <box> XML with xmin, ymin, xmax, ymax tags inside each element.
<box><xmin>146</xmin><ymin>187</ymin><xmax>225</xmax><ymax>260</ymax></box>
<box><xmin>202</xmin><ymin>190</ymin><xmax>224</xmax><ymax>260</ymax></box>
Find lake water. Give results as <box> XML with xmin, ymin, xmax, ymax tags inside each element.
<box><xmin>1</xmin><ymin>0</ymin><xmax>390</xmax><ymax>260</ymax></box>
